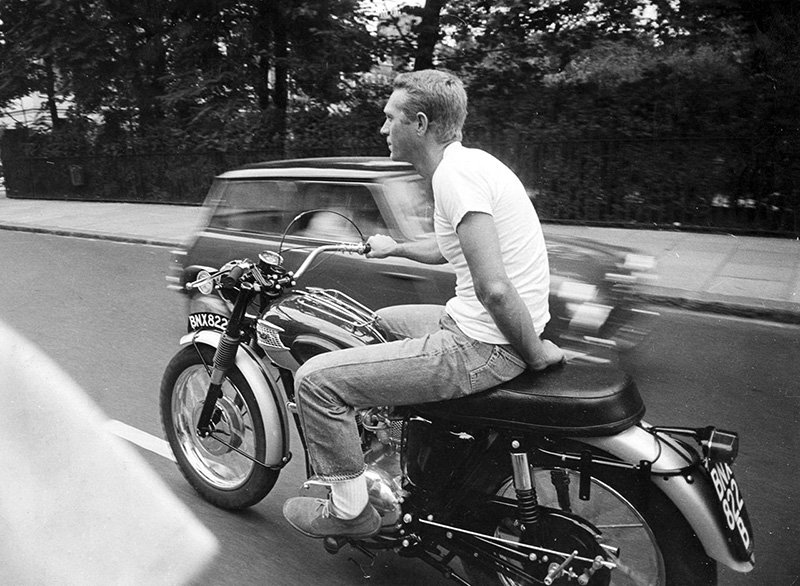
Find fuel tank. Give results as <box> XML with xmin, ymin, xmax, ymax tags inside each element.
<box><xmin>256</xmin><ymin>287</ymin><xmax>388</xmax><ymax>371</ymax></box>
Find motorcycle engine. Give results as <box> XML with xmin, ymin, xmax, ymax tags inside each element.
<box><xmin>359</xmin><ymin>407</ymin><xmax>405</xmax><ymax>525</ymax></box>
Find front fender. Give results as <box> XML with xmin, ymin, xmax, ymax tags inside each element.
<box><xmin>179</xmin><ymin>330</ymin><xmax>290</xmax><ymax>468</ymax></box>
<box><xmin>582</xmin><ymin>424</ymin><xmax>755</xmax><ymax>573</ymax></box>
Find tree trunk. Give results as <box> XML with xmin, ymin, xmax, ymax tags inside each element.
<box><xmin>273</xmin><ymin>9</ymin><xmax>289</xmax><ymax>142</ymax></box>
<box><xmin>253</xmin><ymin>2</ymin><xmax>273</xmax><ymax>112</ymax></box>
<box><xmin>44</xmin><ymin>58</ymin><xmax>62</xmax><ymax>130</ymax></box>
<box><xmin>262</xmin><ymin>0</ymin><xmax>288</xmax><ymax>153</ymax></box>
<box><xmin>414</xmin><ymin>0</ymin><xmax>445</xmax><ymax>70</ymax></box>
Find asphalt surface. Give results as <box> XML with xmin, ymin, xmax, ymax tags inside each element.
<box><xmin>2</xmin><ymin>231</ymin><xmax>796</xmax><ymax>585</ymax></box>
<box><xmin>1</xmin><ymin>190</ymin><xmax>799</xmax><ymax>323</ymax></box>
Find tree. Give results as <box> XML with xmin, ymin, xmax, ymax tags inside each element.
<box><xmin>414</xmin><ymin>0</ymin><xmax>446</xmax><ymax>70</ymax></box>
<box><xmin>0</xmin><ymin>0</ymin><xmax>113</xmax><ymax>129</ymax></box>
<box><xmin>1</xmin><ymin>0</ymin><xmax>377</xmax><ymax>150</ymax></box>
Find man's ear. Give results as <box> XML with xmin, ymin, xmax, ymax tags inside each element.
<box><xmin>415</xmin><ymin>112</ymin><xmax>429</xmax><ymax>135</ymax></box>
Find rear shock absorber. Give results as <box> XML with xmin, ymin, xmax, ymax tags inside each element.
<box><xmin>510</xmin><ymin>440</ymin><xmax>543</xmax><ymax>541</ymax></box>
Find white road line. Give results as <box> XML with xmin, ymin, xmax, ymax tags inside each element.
<box><xmin>106</xmin><ymin>419</ymin><xmax>176</xmax><ymax>462</ymax></box>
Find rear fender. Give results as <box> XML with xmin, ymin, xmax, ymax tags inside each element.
<box><xmin>179</xmin><ymin>330</ymin><xmax>290</xmax><ymax>468</ymax></box>
<box><xmin>581</xmin><ymin>423</ymin><xmax>755</xmax><ymax>573</ymax></box>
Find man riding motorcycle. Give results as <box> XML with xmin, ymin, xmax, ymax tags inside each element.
<box><xmin>283</xmin><ymin>69</ymin><xmax>565</xmax><ymax>539</ymax></box>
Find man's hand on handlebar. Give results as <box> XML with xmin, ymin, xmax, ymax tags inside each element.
<box><xmin>365</xmin><ymin>234</ymin><xmax>398</xmax><ymax>259</ymax></box>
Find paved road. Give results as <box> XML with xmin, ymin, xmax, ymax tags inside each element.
<box><xmin>2</xmin><ymin>188</ymin><xmax>800</xmax><ymax>323</ymax></box>
<box><xmin>2</xmin><ymin>231</ymin><xmax>798</xmax><ymax>585</ymax></box>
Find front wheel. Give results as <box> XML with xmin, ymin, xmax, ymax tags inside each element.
<box><xmin>463</xmin><ymin>464</ymin><xmax>717</xmax><ymax>586</ymax></box>
<box><xmin>160</xmin><ymin>344</ymin><xmax>279</xmax><ymax>509</ymax></box>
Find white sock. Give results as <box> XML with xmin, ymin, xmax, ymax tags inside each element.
<box><xmin>329</xmin><ymin>474</ymin><xmax>369</xmax><ymax>520</ymax></box>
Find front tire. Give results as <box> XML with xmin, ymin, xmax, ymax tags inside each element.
<box><xmin>160</xmin><ymin>344</ymin><xmax>279</xmax><ymax>509</ymax></box>
<box><xmin>464</xmin><ymin>464</ymin><xmax>717</xmax><ymax>586</ymax></box>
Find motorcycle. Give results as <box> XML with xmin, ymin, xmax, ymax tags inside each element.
<box><xmin>160</xmin><ymin>214</ymin><xmax>754</xmax><ymax>585</ymax></box>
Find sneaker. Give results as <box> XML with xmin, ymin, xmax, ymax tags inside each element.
<box><xmin>283</xmin><ymin>497</ymin><xmax>381</xmax><ymax>539</ymax></box>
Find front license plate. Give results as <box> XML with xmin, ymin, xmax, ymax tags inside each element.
<box><xmin>706</xmin><ymin>460</ymin><xmax>754</xmax><ymax>560</ymax></box>
<box><xmin>188</xmin><ymin>312</ymin><xmax>229</xmax><ymax>332</ymax></box>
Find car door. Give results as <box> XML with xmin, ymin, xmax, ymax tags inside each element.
<box><xmin>278</xmin><ymin>179</ymin><xmax>453</xmax><ymax>309</ymax></box>
<box><xmin>188</xmin><ymin>175</ymin><xmax>455</xmax><ymax>310</ymax></box>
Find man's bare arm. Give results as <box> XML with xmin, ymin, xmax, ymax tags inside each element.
<box><xmin>456</xmin><ymin>212</ymin><xmax>563</xmax><ymax>371</ymax></box>
<box><xmin>366</xmin><ymin>233</ymin><xmax>446</xmax><ymax>265</ymax></box>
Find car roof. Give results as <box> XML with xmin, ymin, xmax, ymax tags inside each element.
<box><xmin>218</xmin><ymin>157</ymin><xmax>417</xmax><ymax>181</ymax></box>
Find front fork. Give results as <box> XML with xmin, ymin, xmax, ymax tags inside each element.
<box><xmin>196</xmin><ymin>284</ymin><xmax>255</xmax><ymax>437</ymax></box>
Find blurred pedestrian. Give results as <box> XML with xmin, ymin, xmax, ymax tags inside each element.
<box><xmin>0</xmin><ymin>320</ymin><xmax>218</xmax><ymax>585</ymax></box>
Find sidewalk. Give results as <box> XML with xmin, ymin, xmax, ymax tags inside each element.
<box><xmin>1</xmin><ymin>190</ymin><xmax>799</xmax><ymax>323</ymax></box>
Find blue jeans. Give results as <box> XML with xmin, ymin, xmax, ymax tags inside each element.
<box><xmin>294</xmin><ymin>304</ymin><xmax>527</xmax><ymax>481</ymax></box>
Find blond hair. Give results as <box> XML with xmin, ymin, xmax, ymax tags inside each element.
<box><xmin>393</xmin><ymin>70</ymin><xmax>467</xmax><ymax>143</ymax></box>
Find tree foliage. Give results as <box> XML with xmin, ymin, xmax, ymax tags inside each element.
<box><xmin>3</xmin><ymin>0</ymin><xmax>795</xmax><ymax>146</ymax></box>
<box><xmin>0</xmin><ymin>0</ymin><xmax>377</xmax><ymax>149</ymax></box>
<box><xmin>0</xmin><ymin>0</ymin><xmax>797</xmax><ymax>233</ymax></box>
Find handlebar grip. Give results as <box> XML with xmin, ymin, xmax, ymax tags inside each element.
<box><xmin>361</xmin><ymin>242</ymin><xmax>371</xmax><ymax>255</ymax></box>
<box><xmin>229</xmin><ymin>265</ymin><xmax>245</xmax><ymax>281</ymax></box>
<box><xmin>221</xmin><ymin>264</ymin><xmax>245</xmax><ymax>287</ymax></box>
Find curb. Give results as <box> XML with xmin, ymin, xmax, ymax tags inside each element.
<box><xmin>633</xmin><ymin>292</ymin><xmax>800</xmax><ymax>325</ymax></box>
<box><xmin>0</xmin><ymin>223</ymin><xmax>180</xmax><ymax>249</ymax></box>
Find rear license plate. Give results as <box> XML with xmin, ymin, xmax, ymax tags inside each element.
<box><xmin>706</xmin><ymin>460</ymin><xmax>754</xmax><ymax>559</ymax></box>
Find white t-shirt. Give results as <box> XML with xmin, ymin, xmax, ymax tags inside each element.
<box><xmin>433</xmin><ymin>142</ymin><xmax>550</xmax><ymax>343</ymax></box>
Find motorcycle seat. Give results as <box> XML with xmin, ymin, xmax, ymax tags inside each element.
<box><xmin>412</xmin><ymin>363</ymin><xmax>645</xmax><ymax>436</ymax></box>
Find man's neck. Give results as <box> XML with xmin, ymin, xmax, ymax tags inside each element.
<box><xmin>414</xmin><ymin>140</ymin><xmax>457</xmax><ymax>179</ymax></box>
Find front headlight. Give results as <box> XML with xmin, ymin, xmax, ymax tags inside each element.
<box><xmin>195</xmin><ymin>270</ymin><xmax>215</xmax><ymax>295</ymax></box>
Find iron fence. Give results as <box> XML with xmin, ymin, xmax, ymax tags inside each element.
<box><xmin>493</xmin><ymin>136</ymin><xmax>798</xmax><ymax>237</ymax></box>
<box><xmin>1</xmin><ymin>150</ymin><xmax>287</xmax><ymax>205</ymax></box>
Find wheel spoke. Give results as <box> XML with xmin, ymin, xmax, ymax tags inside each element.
<box><xmin>468</xmin><ymin>468</ymin><xmax>665</xmax><ymax>586</ymax></box>
<box><xmin>171</xmin><ymin>365</ymin><xmax>256</xmax><ymax>489</ymax></box>
<box><xmin>161</xmin><ymin>346</ymin><xmax>279</xmax><ymax>509</ymax></box>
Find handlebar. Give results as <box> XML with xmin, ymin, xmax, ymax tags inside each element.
<box><xmin>292</xmin><ymin>242</ymin><xmax>369</xmax><ymax>280</ymax></box>
<box><xmin>185</xmin><ymin>241</ymin><xmax>370</xmax><ymax>292</ymax></box>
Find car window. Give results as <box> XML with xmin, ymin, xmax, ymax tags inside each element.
<box><xmin>209</xmin><ymin>180</ymin><xmax>299</xmax><ymax>234</ymax></box>
<box><xmin>293</xmin><ymin>182</ymin><xmax>387</xmax><ymax>240</ymax></box>
<box><xmin>382</xmin><ymin>177</ymin><xmax>435</xmax><ymax>240</ymax></box>
<box><xmin>208</xmin><ymin>179</ymin><xmax>387</xmax><ymax>239</ymax></box>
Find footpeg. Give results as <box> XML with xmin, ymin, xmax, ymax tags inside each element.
<box><xmin>323</xmin><ymin>536</ymin><xmax>348</xmax><ymax>554</ymax></box>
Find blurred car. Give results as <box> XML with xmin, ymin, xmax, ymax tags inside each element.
<box><xmin>168</xmin><ymin>157</ymin><xmax>657</xmax><ymax>360</ymax></box>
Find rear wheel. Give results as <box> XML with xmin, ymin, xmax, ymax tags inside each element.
<box><xmin>463</xmin><ymin>465</ymin><xmax>716</xmax><ymax>586</ymax></box>
<box><xmin>160</xmin><ymin>344</ymin><xmax>279</xmax><ymax>509</ymax></box>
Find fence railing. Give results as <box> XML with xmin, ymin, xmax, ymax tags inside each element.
<box><xmin>2</xmin><ymin>138</ymin><xmax>797</xmax><ymax>236</ymax></box>
<box><xmin>1</xmin><ymin>150</ymin><xmax>288</xmax><ymax>205</ymax></box>
<box><xmin>492</xmin><ymin>136</ymin><xmax>798</xmax><ymax>236</ymax></box>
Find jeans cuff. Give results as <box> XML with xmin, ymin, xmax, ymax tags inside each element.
<box><xmin>311</xmin><ymin>464</ymin><xmax>368</xmax><ymax>483</ymax></box>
